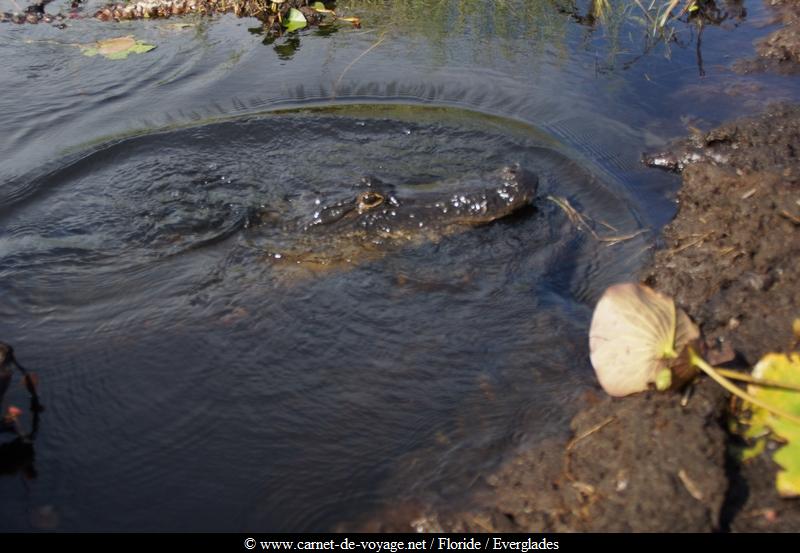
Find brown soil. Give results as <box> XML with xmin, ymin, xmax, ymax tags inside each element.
<box><xmin>349</xmin><ymin>381</ymin><xmax>731</xmax><ymax>532</ymax></box>
<box><xmin>350</xmin><ymin>40</ymin><xmax>800</xmax><ymax>536</ymax></box>
<box><xmin>643</xmin><ymin>104</ymin><xmax>800</xmax><ymax>367</ymax></box>
<box><xmin>643</xmin><ymin>103</ymin><xmax>800</xmax><ymax>532</ymax></box>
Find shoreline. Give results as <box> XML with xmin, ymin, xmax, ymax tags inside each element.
<box><xmin>352</xmin><ymin>0</ymin><xmax>800</xmax><ymax>532</ymax></box>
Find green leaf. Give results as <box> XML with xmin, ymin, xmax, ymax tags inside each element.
<box><xmin>284</xmin><ymin>7</ymin><xmax>307</xmax><ymax>32</ymax></box>
<box><xmin>287</xmin><ymin>7</ymin><xmax>306</xmax><ymax>22</ymax></box>
<box><xmin>312</xmin><ymin>1</ymin><xmax>336</xmax><ymax>14</ymax></box>
<box><xmin>80</xmin><ymin>36</ymin><xmax>156</xmax><ymax>60</ymax></box>
<box><xmin>740</xmin><ymin>436</ymin><xmax>766</xmax><ymax>462</ymax></box>
<box><xmin>744</xmin><ymin>353</ymin><xmax>800</xmax><ymax>497</ymax></box>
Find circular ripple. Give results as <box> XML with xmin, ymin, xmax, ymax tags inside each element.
<box><xmin>0</xmin><ymin>105</ymin><xmax>649</xmax><ymax>531</ymax></box>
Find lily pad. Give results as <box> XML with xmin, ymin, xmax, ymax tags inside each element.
<box><xmin>284</xmin><ymin>8</ymin><xmax>307</xmax><ymax>32</ymax></box>
<box><xmin>589</xmin><ymin>282</ymin><xmax>699</xmax><ymax>397</ymax></box>
<box><xmin>744</xmin><ymin>353</ymin><xmax>800</xmax><ymax>497</ymax></box>
<box><xmin>80</xmin><ymin>36</ymin><xmax>156</xmax><ymax>60</ymax></box>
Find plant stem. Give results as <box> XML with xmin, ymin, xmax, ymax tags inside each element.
<box><xmin>689</xmin><ymin>348</ymin><xmax>800</xmax><ymax>425</ymax></box>
<box><xmin>716</xmin><ymin>368</ymin><xmax>800</xmax><ymax>393</ymax></box>
<box><xmin>333</xmin><ymin>31</ymin><xmax>387</xmax><ymax>94</ymax></box>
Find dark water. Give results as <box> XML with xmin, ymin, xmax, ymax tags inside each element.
<box><xmin>1</xmin><ymin>0</ymin><xmax>799</xmax><ymax>531</ymax></box>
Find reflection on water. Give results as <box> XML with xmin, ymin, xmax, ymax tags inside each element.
<box><xmin>1</xmin><ymin>0</ymin><xmax>799</xmax><ymax>532</ymax></box>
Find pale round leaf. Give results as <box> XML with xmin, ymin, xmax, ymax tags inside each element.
<box><xmin>589</xmin><ymin>283</ymin><xmax>679</xmax><ymax>397</ymax></box>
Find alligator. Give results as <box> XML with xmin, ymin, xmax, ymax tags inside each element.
<box><xmin>257</xmin><ymin>164</ymin><xmax>539</xmax><ymax>273</ymax></box>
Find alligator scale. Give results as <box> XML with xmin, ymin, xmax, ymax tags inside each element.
<box><xmin>256</xmin><ymin>164</ymin><xmax>539</xmax><ymax>273</ymax></box>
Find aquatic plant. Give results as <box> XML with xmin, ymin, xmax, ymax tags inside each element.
<box><xmin>0</xmin><ymin>342</ymin><xmax>42</xmax><ymax>441</ymax></box>
<box><xmin>2</xmin><ymin>0</ymin><xmax>743</xmax><ymax>74</ymax></box>
<box><xmin>589</xmin><ymin>284</ymin><xmax>800</xmax><ymax>497</ymax></box>
<box><xmin>589</xmin><ymin>282</ymin><xmax>699</xmax><ymax>396</ymax></box>
<box><xmin>2</xmin><ymin>0</ymin><xmax>357</xmax><ymax>36</ymax></box>
<box><xmin>738</xmin><ymin>352</ymin><xmax>800</xmax><ymax>497</ymax></box>
<box><xmin>0</xmin><ymin>343</ymin><xmax>40</xmax><ymax>412</ymax></box>
<box><xmin>0</xmin><ymin>343</ymin><xmax>42</xmax><ymax>482</ymax></box>
<box><xmin>80</xmin><ymin>36</ymin><xmax>157</xmax><ymax>60</ymax></box>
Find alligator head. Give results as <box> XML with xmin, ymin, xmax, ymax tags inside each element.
<box><xmin>307</xmin><ymin>164</ymin><xmax>538</xmax><ymax>244</ymax></box>
<box><xmin>261</xmin><ymin>165</ymin><xmax>538</xmax><ymax>273</ymax></box>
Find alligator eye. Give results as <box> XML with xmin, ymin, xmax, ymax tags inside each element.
<box><xmin>357</xmin><ymin>191</ymin><xmax>385</xmax><ymax>211</ymax></box>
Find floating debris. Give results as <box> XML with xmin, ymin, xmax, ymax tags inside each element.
<box><xmin>79</xmin><ymin>36</ymin><xmax>157</xmax><ymax>60</ymax></box>
<box><xmin>2</xmin><ymin>0</ymin><xmax>354</xmax><ymax>36</ymax></box>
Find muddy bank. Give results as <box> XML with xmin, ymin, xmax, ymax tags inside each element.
<box><xmin>350</xmin><ymin>380</ymin><xmax>730</xmax><ymax>532</ymax></box>
<box><xmin>643</xmin><ymin>103</ymin><xmax>800</xmax><ymax>532</ymax></box>
<box><xmin>643</xmin><ymin>104</ymin><xmax>800</xmax><ymax>367</ymax></box>
<box><xmin>597</xmin><ymin>105</ymin><xmax>799</xmax><ymax>532</ymax></box>
<box><xmin>347</xmin><ymin>105</ymin><xmax>800</xmax><ymax>533</ymax></box>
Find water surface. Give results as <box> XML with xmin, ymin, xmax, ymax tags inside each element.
<box><xmin>1</xmin><ymin>0</ymin><xmax>798</xmax><ymax>531</ymax></box>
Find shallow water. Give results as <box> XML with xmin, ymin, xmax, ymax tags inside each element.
<box><xmin>1</xmin><ymin>0</ymin><xmax>799</xmax><ymax>531</ymax></box>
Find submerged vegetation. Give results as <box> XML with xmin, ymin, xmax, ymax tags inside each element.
<box><xmin>1</xmin><ymin>0</ymin><xmax>357</xmax><ymax>36</ymax></box>
<box><xmin>332</xmin><ymin>1</ymin><xmax>746</xmax><ymax>71</ymax></box>
<box><xmin>1</xmin><ymin>0</ymin><xmax>746</xmax><ymax>68</ymax></box>
<box><xmin>0</xmin><ymin>342</ymin><xmax>42</xmax><ymax>481</ymax></box>
<box><xmin>0</xmin><ymin>0</ymin><xmax>750</xmax><ymax>73</ymax></box>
